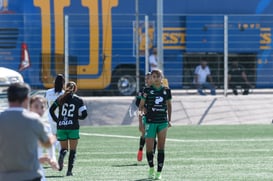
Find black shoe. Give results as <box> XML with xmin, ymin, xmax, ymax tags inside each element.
<box><xmin>243</xmin><ymin>90</ymin><xmax>249</xmax><ymax>95</ymax></box>
<box><xmin>233</xmin><ymin>90</ymin><xmax>238</xmax><ymax>95</ymax></box>
<box><xmin>58</xmin><ymin>155</ymin><xmax>64</xmax><ymax>171</ymax></box>
<box><xmin>66</xmin><ymin>171</ymin><xmax>73</xmax><ymax>176</ymax></box>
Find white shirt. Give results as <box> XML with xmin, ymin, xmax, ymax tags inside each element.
<box><xmin>45</xmin><ymin>88</ymin><xmax>64</xmax><ymax>133</ymax></box>
<box><xmin>194</xmin><ymin>65</ymin><xmax>211</xmax><ymax>84</ymax></box>
<box><xmin>149</xmin><ymin>54</ymin><xmax>158</xmax><ymax>71</ymax></box>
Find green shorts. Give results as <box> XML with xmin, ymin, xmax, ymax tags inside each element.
<box><xmin>57</xmin><ymin>129</ymin><xmax>80</xmax><ymax>141</ymax></box>
<box><xmin>145</xmin><ymin>122</ymin><xmax>168</xmax><ymax>138</ymax></box>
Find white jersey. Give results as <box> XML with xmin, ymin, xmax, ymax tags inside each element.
<box><xmin>45</xmin><ymin>88</ymin><xmax>64</xmax><ymax>116</ymax></box>
<box><xmin>45</xmin><ymin>88</ymin><xmax>64</xmax><ymax>134</ymax></box>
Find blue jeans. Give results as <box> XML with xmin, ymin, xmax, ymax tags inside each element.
<box><xmin>196</xmin><ymin>83</ymin><xmax>216</xmax><ymax>95</ymax></box>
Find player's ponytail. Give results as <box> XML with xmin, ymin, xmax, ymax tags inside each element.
<box><xmin>57</xmin><ymin>81</ymin><xmax>77</xmax><ymax>105</ymax></box>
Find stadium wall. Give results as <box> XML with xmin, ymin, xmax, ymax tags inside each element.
<box><xmin>80</xmin><ymin>94</ymin><xmax>273</xmax><ymax>126</ymax></box>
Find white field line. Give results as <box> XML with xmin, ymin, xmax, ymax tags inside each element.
<box><xmin>80</xmin><ymin>132</ymin><xmax>273</xmax><ymax>142</ymax></box>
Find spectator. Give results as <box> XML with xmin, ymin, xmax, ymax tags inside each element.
<box><xmin>29</xmin><ymin>95</ymin><xmax>59</xmax><ymax>181</ymax></box>
<box><xmin>193</xmin><ymin>60</ymin><xmax>216</xmax><ymax>95</ymax></box>
<box><xmin>149</xmin><ymin>48</ymin><xmax>158</xmax><ymax>71</ymax></box>
<box><xmin>228</xmin><ymin>60</ymin><xmax>253</xmax><ymax>95</ymax></box>
<box><xmin>0</xmin><ymin>83</ymin><xmax>56</xmax><ymax>181</ymax></box>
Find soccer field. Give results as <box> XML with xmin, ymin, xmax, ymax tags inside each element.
<box><xmin>45</xmin><ymin>125</ymin><xmax>273</xmax><ymax>181</ymax></box>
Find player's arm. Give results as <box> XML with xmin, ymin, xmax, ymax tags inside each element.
<box><xmin>78</xmin><ymin>99</ymin><xmax>88</xmax><ymax>120</ymax></box>
<box><xmin>135</xmin><ymin>97</ymin><xmax>141</xmax><ymax>107</ymax></box>
<box><xmin>40</xmin><ymin>133</ymin><xmax>56</xmax><ymax>148</ymax></box>
<box><xmin>49</xmin><ymin>101</ymin><xmax>59</xmax><ymax>122</ymax></box>
<box><xmin>138</xmin><ymin>91</ymin><xmax>146</xmax><ymax>116</ymax></box>
<box><xmin>167</xmin><ymin>99</ymin><xmax>172</xmax><ymax>127</ymax></box>
<box><xmin>166</xmin><ymin>88</ymin><xmax>172</xmax><ymax>127</ymax></box>
<box><xmin>79</xmin><ymin>106</ymin><xmax>88</xmax><ymax>120</ymax></box>
<box><xmin>138</xmin><ymin>99</ymin><xmax>145</xmax><ymax>132</ymax></box>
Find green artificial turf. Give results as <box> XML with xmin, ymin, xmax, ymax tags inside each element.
<box><xmin>45</xmin><ymin>125</ymin><xmax>273</xmax><ymax>181</ymax></box>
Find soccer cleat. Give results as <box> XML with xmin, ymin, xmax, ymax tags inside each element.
<box><xmin>137</xmin><ymin>150</ymin><xmax>143</xmax><ymax>161</ymax></box>
<box><xmin>58</xmin><ymin>154</ymin><xmax>64</xmax><ymax>171</ymax></box>
<box><xmin>66</xmin><ymin>171</ymin><xmax>73</xmax><ymax>176</ymax></box>
<box><xmin>148</xmin><ymin>167</ymin><xmax>155</xmax><ymax>179</ymax></box>
<box><xmin>155</xmin><ymin>172</ymin><xmax>162</xmax><ymax>180</ymax></box>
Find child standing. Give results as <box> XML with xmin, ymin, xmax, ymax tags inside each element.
<box><xmin>30</xmin><ymin>95</ymin><xmax>59</xmax><ymax>181</ymax></box>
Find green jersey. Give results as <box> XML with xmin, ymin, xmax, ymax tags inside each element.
<box><xmin>142</xmin><ymin>85</ymin><xmax>172</xmax><ymax>123</ymax></box>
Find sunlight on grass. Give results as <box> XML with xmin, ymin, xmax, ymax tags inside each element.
<box><xmin>45</xmin><ymin>125</ymin><xmax>273</xmax><ymax>180</ymax></box>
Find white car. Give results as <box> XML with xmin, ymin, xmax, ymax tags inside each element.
<box><xmin>0</xmin><ymin>67</ymin><xmax>24</xmax><ymax>92</ymax></box>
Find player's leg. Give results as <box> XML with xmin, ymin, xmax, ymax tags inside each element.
<box><xmin>153</xmin><ymin>139</ymin><xmax>157</xmax><ymax>154</ymax></box>
<box><xmin>58</xmin><ymin>140</ymin><xmax>68</xmax><ymax>171</ymax></box>
<box><xmin>57</xmin><ymin>130</ymin><xmax>69</xmax><ymax>171</ymax></box>
<box><xmin>137</xmin><ymin>135</ymin><xmax>145</xmax><ymax>161</ymax></box>
<box><xmin>66</xmin><ymin>139</ymin><xmax>78</xmax><ymax>176</ymax></box>
<box><xmin>65</xmin><ymin>129</ymin><xmax>80</xmax><ymax>176</ymax></box>
<box><xmin>155</xmin><ymin>123</ymin><xmax>168</xmax><ymax>180</ymax></box>
<box><xmin>145</xmin><ymin>123</ymin><xmax>156</xmax><ymax>179</ymax></box>
<box><xmin>146</xmin><ymin>138</ymin><xmax>155</xmax><ymax>179</ymax></box>
<box><xmin>137</xmin><ymin>116</ymin><xmax>146</xmax><ymax>161</ymax></box>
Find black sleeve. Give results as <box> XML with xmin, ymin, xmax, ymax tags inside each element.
<box><xmin>142</xmin><ymin>87</ymin><xmax>150</xmax><ymax>99</ymax></box>
<box><xmin>166</xmin><ymin>88</ymin><xmax>172</xmax><ymax>100</ymax></box>
<box><xmin>135</xmin><ymin>97</ymin><xmax>141</xmax><ymax>107</ymax></box>
<box><xmin>49</xmin><ymin>101</ymin><xmax>59</xmax><ymax>122</ymax></box>
<box><xmin>79</xmin><ymin>110</ymin><xmax>88</xmax><ymax>120</ymax></box>
<box><xmin>77</xmin><ymin>97</ymin><xmax>88</xmax><ymax>120</ymax></box>
<box><xmin>135</xmin><ymin>88</ymin><xmax>144</xmax><ymax>107</ymax></box>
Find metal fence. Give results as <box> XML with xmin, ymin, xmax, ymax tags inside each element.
<box><xmin>0</xmin><ymin>13</ymin><xmax>273</xmax><ymax>95</ymax></box>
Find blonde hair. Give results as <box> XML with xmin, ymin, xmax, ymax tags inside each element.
<box><xmin>30</xmin><ymin>95</ymin><xmax>46</xmax><ymax>106</ymax></box>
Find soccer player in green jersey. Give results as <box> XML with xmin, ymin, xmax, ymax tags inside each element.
<box><xmin>135</xmin><ymin>72</ymin><xmax>158</xmax><ymax>162</ymax></box>
<box><xmin>49</xmin><ymin>81</ymin><xmax>88</xmax><ymax>176</ymax></box>
<box><xmin>139</xmin><ymin>69</ymin><xmax>172</xmax><ymax>180</ymax></box>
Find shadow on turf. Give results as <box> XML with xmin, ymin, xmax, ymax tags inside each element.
<box><xmin>113</xmin><ymin>163</ymin><xmax>152</xmax><ymax>181</ymax></box>
<box><xmin>46</xmin><ymin>176</ymin><xmax>64</xmax><ymax>178</ymax></box>
<box><xmin>44</xmin><ymin>167</ymin><xmax>65</xmax><ymax>178</ymax></box>
<box><xmin>112</xmin><ymin>163</ymin><xmax>146</xmax><ymax>167</ymax></box>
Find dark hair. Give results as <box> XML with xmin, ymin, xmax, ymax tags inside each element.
<box><xmin>7</xmin><ymin>83</ymin><xmax>30</xmax><ymax>103</ymax></box>
<box><xmin>57</xmin><ymin>81</ymin><xmax>77</xmax><ymax>105</ymax></box>
<box><xmin>151</xmin><ymin>69</ymin><xmax>163</xmax><ymax>78</ymax></box>
<box><xmin>54</xmin><ymin>74</ymin><xmax>65</xmax><ymax>93</ymax></box>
